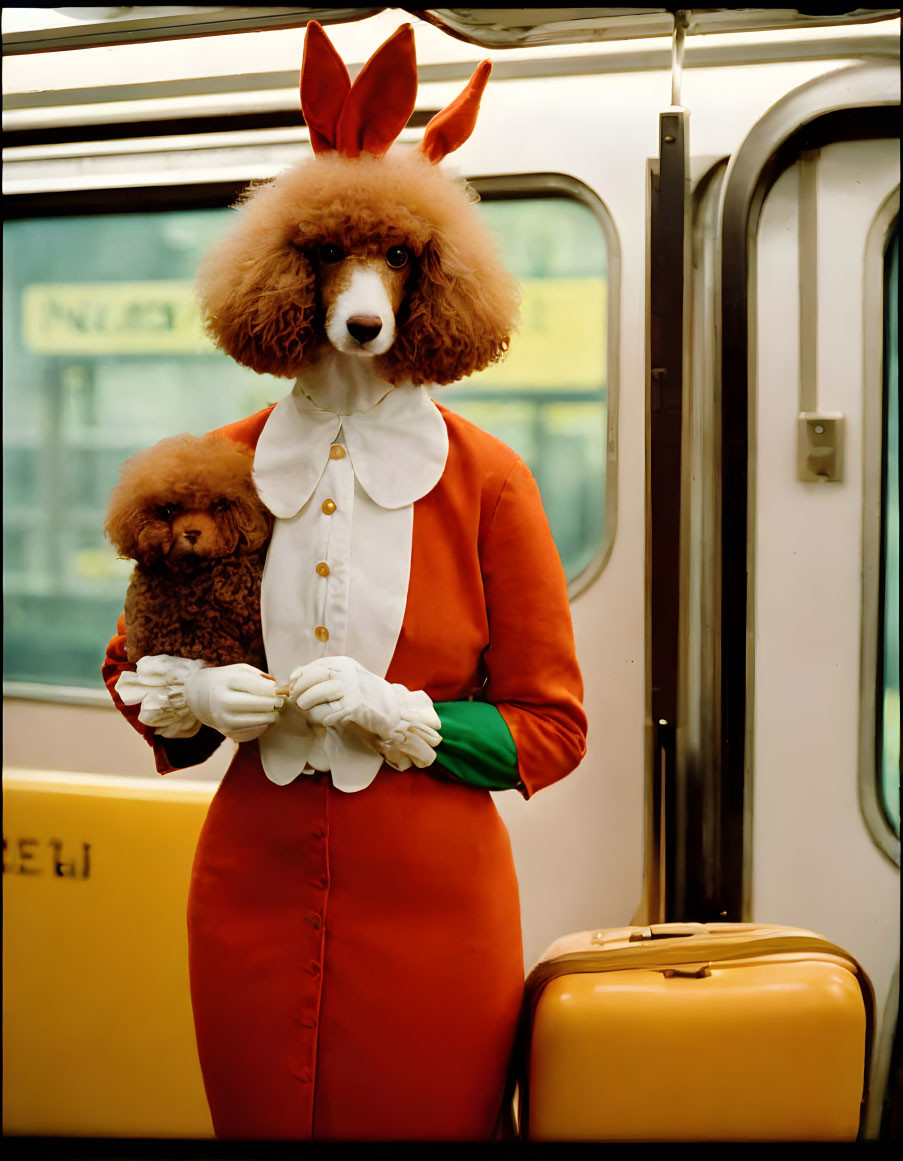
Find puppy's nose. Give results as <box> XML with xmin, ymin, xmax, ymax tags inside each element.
<box><xmin>346</xmin><ymin>315</ymin><xmax>383</xmax><ymax>345</ymax></box>
<box><xmin>181</xmin><ymin>529</ymin><xmax>201</xmax><ymax>544</ymax></box>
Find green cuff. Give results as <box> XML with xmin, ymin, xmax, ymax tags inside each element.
<box><xmin>433</xmin><ymin>701</ymin><xmax>520</xmax><ymax>790</ymax></box>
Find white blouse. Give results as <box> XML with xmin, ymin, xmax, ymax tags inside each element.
<box><xmin>251</xmin><ymin>356</ymin><xmax>449</xmax><ymax>791</ymax></box>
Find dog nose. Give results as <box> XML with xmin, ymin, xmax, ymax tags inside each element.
<box><xmin>181</xmin><ymin>529</ymin><xmax>201</xmax><ymax>544</ymax></box>
<box><xmin>346</xmin><ymin>315</ymin><xmax>383</xmax><ymax>345</ymax></box>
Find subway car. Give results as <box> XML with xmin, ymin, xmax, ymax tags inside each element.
<box><xmin>2</xmin><ymin>5</ymin><xmax>900</xmax><ymax>1145</ymax></box>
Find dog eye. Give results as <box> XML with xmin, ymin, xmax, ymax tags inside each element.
<box><xmin>213</xmin><ymin>498</ymin><xmax>229</xmax><ymax>512</ymax></box>
<box><xmin>318</xmin><ymin>243</ymin><xmax>344</xmax><ymax>265</ymax></box>
<box><xmin>386</xmin><ymin>245</ymin><xmax>409</xmax><ymax>270</ymax></box>
<box><xmin>157</xmin><ymin>503</ymin><xmax>178</xmax><ymax>520</ymax></box>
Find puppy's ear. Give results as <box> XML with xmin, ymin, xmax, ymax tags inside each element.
<box><xmin>104</xmin><ymin>476</ymin><xmax>148</xmax><ymax>561</ymax></box>
<box><xmin>196</xmin><ymin>236</ymin><xmax>320</xmax><ymax>378</ymax></box>
<box><xmin>105</xmin><ymin>501</ymin><xmax>169</xmax><ymax>565</ymax></box>
<box><xmin>229</xmin><ymin>490</ymin><xmax>274</xmax><ymax>553</ymax></box>
<box><xmin>379</xmin><ymin>237</ymin><xmax>520</xmax><ymax>387</ymax></box>
<box><xmin>104</xmin><ymin>498</ymin><xmax>138</xmax><ymax>560</ymax></box>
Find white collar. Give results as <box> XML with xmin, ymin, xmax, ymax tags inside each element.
<box><xmin>253</xmin><ymin>352</ymin><xmax>449</xmax><ymax>516</ymax></box>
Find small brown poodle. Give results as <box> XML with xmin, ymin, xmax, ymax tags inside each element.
<box><xmin>105</xmin><ymin>433</ymin><xmax>273</xmax><ymax>669</ymax></box>
<box><xmin>195</xmin><ymin>147</ymin><xmax>521</xmax><ymax>385</ymax></box>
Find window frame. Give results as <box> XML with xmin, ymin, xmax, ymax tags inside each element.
<box><xmin>858</xmin><ymin>188</ymin><xmax>900</xmax><ymax>867</ymax></box>
<box><xmin>2</xmin><ymin>171</ymin><xmax>619</xmax><ymax>703</ymax></box>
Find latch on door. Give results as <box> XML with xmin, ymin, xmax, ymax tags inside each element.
<box><xmin>798</xmin><ymin>412</ymin><xmax>844</xmax><ymax>482</ymax></box>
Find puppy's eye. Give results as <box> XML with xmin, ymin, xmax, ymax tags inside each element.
<box><xmin>213</xmin><ymin>498</ymin><xmax>229</xmax><ymax>512</ymax></box>
<box><xmin>157</xmin><ymin>503</ymin><xmax>178</xmax><ymax>520</ymax></box>
<box><xmin>386</xmin><ymin>245</ymin><xmax>409</xmax><ymax>270</ymax></box>
<box><xmin>318</xmin><ymin>243</ymin><xmax>344</xmax><ymax>265</ymax></box>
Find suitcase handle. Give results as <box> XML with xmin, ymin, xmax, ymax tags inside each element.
<box><xmin>627</xmin><ymin>923</ymin><xmax>707</xmax><ymax>941</ymax></box>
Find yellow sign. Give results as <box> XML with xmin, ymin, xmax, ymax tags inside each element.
<box><xmin>474</xmin><ymin>276</ymin><xmax>607</xmax><ymax>391</ymax></box>
<box><xmin>22</xmin><ymin>281</ymin><xmax>214</xmax><ymax>355</ymax></box>
<box><xmin>21</xmin><ymin>276</ymin><xmax>607</xmax><ymax>383</ymax></box>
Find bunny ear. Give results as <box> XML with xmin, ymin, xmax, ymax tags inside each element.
<box><xmin>335</xmin><ymin>23</ymin><xmax>418</xmax><ymax>158</ymax></box>
<box><xmin>419</xmin><ymin>60</ymin><xmax>492</xmax><ymax>164</ymax></box>
<box><xmin>300</xmin><ymin>20</ymin><xmax>351</xmax><ymax>155</ymax></box>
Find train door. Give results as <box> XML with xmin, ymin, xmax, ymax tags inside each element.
<box><xmin>691</xmin><ymin>60</ymin><xmax>900</xmax><ymax>1131</ymax></box>
<box><xmin>747</xmin><ymin>97</ymin><xmax>900</xmax><ymax>1128</ymax></box>
<box><xmin>648</xmin><ymin>42</ymin><xmax>899</xmax><ymax>1133</ymax></box>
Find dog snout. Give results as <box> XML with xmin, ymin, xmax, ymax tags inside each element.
<box><xmin>180</xmin><ymin>528</ymin><xmax>202</xmax><ymax>545</ymax></box>
<box><xmin>324</xmin><ymin>265</ymin><xmax>398</xmax><ymax>356</ymax></box>
<box><xmin>346</xmin><ymin>315</ymin><xmax>383</xmax><ymax>345</ymax></box>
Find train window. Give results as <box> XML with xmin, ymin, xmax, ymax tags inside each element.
<box><xmin>2</xmin><ymin>209</ymin><xmax>283</xmax><ymax>692</ymax></box>
<box><xmin>878</xmin><ymin>223</ymin><xmax>899</xmax><ymax>836</ymax></box>
<box><xmin>2</xmin><ymin>185</ymin><xmax>612</xmax><ymax>693</ymax></box>
<box><xmin>445</xmin><ymin>188</ymin><xmax>611</xmax><ymax>585</ymax></box>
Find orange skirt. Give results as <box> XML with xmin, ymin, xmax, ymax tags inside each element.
<box><xmin>187</xmin><ymin>745</ymin><xmax>524</xmax><ymax>1140</ymax></box>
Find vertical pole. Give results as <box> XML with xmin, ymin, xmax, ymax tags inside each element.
<box><xmin>671</xmin><ymin>10</ymin><xmax>688</xmax><ymax>108</ymax></box>
<box><xmin>648</xmin><ymin>10</ymin><xmax>692</xmax><ymax>920</ymax></box>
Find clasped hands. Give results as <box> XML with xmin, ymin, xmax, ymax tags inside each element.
<box><xmin>289</xmin><ymin>656</ymin><xmax>440</xmax><ymax>768</ymax></box>
<box><xmin>125</xmin><ymin>655</ymin><xmax>440</xmax><ymax>768</ymax></box>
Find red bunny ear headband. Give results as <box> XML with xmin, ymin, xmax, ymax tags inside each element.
<box><xmin>300</xmin><ymin>20</ymin><xmax>492</xmax><ymax>162</ymax></box>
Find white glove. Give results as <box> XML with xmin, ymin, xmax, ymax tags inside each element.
<box><xmin>288</xmin><ymin>656</ymin><xmax>441</xmax><ymax>770</ymax></box>
<box><xmin>116</xmin><ymin>655</ymin><xmax>206</xmax><ymax>739</ymax></box>
<box><xmin>377</xmin><ymin>721</ymin><xmax>444</xmax><ymax>771</ymax></box>
<box><xmin>183</xmin><ymin>663</ymin><xmax>285</xmax><ymax>744</ymax></box>
<box><xmin>137</xmin><ymin>690</ymin><xmax>202</xmax><ymax>738</ymax></box>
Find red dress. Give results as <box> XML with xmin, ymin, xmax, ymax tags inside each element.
<box><xmin>103</xmin><ymin>404</ymin><xmax>586</xmax><ymax>1139</ymax></box>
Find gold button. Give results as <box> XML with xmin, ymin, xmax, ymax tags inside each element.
<box><xmin>316</xmin><ymin>561</ymin><xmax>330</xmax><ymax>577</ymax></box>
<box><xmin>321</xmin><ymin>499</ymin><xmax>336</xmax><ymax>515</ymax></box>
<box><xmin>314</xmin><ymin>625</ymin><xmax>329</xmax><ymax>642</ymax></box>
<box><xmin>329</xmin><ymin>445</ymin><xmax>346</xmax><ymax>460</ymax></box>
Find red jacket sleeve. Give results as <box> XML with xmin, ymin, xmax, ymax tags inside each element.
<box><xmin>479</xmin><ymin>459</ymin><xmax>587</xmax><ymax>798</ymax></box>
<box><xmin>102</xmin><ymin>614</ymin><xmax>224</xmax><ymax>775</ymax></box>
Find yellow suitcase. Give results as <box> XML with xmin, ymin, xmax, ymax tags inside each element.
<box><xmin>519</xmin><ymin>922</ymin><xmax>874</xmax><ymax>1142</ymax></box>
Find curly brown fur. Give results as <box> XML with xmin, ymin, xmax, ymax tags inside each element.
<box><xmin>105</xmin><ymin>433</ymin><xmax>273</xmax><ymax>666</ymax></box>
<box><xmin>196</xmin><ymin>148</ymin><xmax>521</xmax><ymax>386</ymax></box>
<box><xmin>123</xmin><ymin>549</ymin><xmax>268</xmax><ymax>668</ymax></box>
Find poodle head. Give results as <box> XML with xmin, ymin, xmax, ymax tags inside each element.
<box><xmin>195</xmin><ymin>23</ymin><xmax>520</xmax><ymax>387</ymax></box>
<box><xmin>105</xmin><ymin>434</ymin><xmax>273</xmax><ymax>569</ymax></box>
